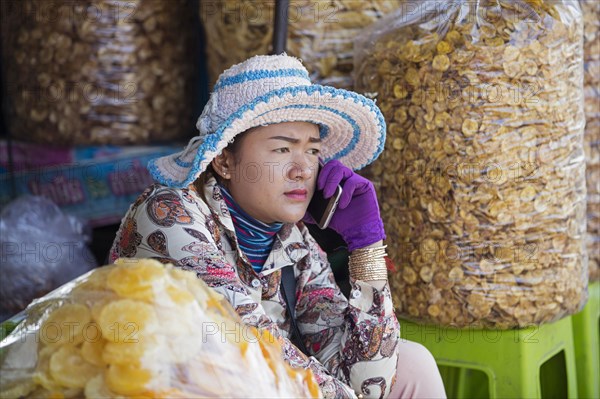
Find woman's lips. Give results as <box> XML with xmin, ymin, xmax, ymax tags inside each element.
<box><xmin>284</xmin><ymin>189</ymin><xmax>308</xmax><ymax>201</ymax></box>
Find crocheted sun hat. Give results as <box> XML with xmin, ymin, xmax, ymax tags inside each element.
<box><xmin>149</xmin><ymin>54</ymin><xmax>386</xmax><ymax>188</ymax></box>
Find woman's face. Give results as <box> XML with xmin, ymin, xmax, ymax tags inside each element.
<box><xmin>217</xmin><ymin>121</ymin><xmax>321</xmax><ymax>224</ymax></box>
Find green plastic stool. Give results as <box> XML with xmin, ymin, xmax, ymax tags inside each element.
<box><xmin>400</xmin><ymin>316</ymin><xmax>578</xmax><ymax>398</ymax></box>
<box><xmin>572</xmin><ymin>281</ymin><xmax>600</xmax><ymax>399</ymax></box>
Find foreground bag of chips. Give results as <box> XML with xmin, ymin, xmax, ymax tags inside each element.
<box><xmin>355</xmin><ymin>0</ymin><xmax>587</xmax><ymax>328</ymax></box>
<box><xmin>1</xmin><ymin>0</ymin><xmax>198</xmax><ymax>145</ymax></box>
<box><xmin>201</xmin><ymin>0</ymin><xmax>399</xmax><ymax>89</ymax></box>
<box><xmin>581</xmin><ymin>0</ymin><xmax>600</xmax><ymax>281</ymax></box>
<box><xmin>0</xmin><ymin>259</ymin><xmax>320</xmax><ymax>398</ymax></box>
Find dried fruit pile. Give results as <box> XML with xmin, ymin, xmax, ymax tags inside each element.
<box><xmin>201</xmin><ymin>0</ymin><xmax>399</xmax><ymax>89</ymax></box>
<box><xmin>355</xmin><ymin>1</ymin><xmax>587</xmax><ymax>328</ymax></box>
<box><xmin>0</xmin><ymin>259</ymin><xmax>320</xmax><ymax>398</ymax></box>
<box><xmin>1</xmin><ymin>0</ymin><xmax>197</xmax><ymax>145</ymax></box>
<box><xmin>582</xmin><ymin>0</ymin><xmax>600</xmax><ymax>281</ymax></box>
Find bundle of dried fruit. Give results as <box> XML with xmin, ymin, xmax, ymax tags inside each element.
<box><xmin>355</xmin><ymin>0</ymin><xmax>587</xmax><ymax>328</ymax></box>
<box><xmin>0</xmin><ymin>259</ymin><xmax>320</xmax><ymax>398</ymax></box>
<box><xmin>200</xmin><ymin>0</ymin><xmax>399</xmax><ymax>89</ymax></box>
<box><xmin>581</xmin><ymin>0</ymin><xmax>600</xmax><ymax>281</ymax></box>
<box><xmin>1</xmin><ymin>0</ymin><xmax>198</xmax><ymax>145</ymax></box>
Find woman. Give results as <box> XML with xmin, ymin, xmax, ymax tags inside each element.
<box><xmin>110</xmin><ymin>54</ymin><xmax>446</xmax><ymax>398</ymax></box>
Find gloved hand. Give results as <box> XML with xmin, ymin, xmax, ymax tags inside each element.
<box><xmin>303</xmin><ymin>160</ymin><xmax>385</xmax><ymax>251</ymax></box>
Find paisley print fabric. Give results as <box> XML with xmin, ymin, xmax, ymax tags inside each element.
<box><xmin>110</xmin><ymin>176</ymin><xmax>400</xmax><ymax>398</ymax></box>
<box><xmin>115</xmin><ymin>217</ymin><xmax>142</xmax><ymax>257</ymax></box>
<box><xmin>146</xmin><ymin>191</ymin><xmax>194</xmax><ymax>227</ymax></box>
<box><xmin>147</xmin><ymin>230</ymin><xmax>168</xmax><ymax>256</ymax></box>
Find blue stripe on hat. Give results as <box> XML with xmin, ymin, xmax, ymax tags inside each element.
<box><xmin>148</xmin><ymin>85</ymin><xmax>386</xmax><ymax>188</ymax></box>
<box><xmin>174</xmin><ymin>157</ymin><xmax>193</xmax><ymax>168</ymax></box>
<box><xmin>213</xmin><ymin>68</ymin><xmax>310</xmax><ymax>91</ymax></box>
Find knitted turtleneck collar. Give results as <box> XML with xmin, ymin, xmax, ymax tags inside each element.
<box><xmin>219</xmin><ymin>185</ymin><xmax>283</xmax><ymax>273</ymax></box>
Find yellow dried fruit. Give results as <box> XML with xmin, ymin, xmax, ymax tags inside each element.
<box><xmin>432</xmin><ymin>54</ymin><xmax>450</xmax><ymax>71</ymax></box>
<box><xmin>393</xmin><ymin>84</ymin><xmax>408</xmax><ymax>99</ymax></box>
<box><xmin>80</xmin><ymin>335</ymin><xmax>106</xmax><ymax>367</ymax></box>
<box><xmin>40</xmin><ymin>304</ymin><xmax>91</xmax><ymax>347</ymax></box>
<box><xmin>461</xmin><ymin>119</ymin><xmax>479</xmax><ymax>137</ymax></box>
<box><xmin>102</xmin><ymin>338</ymin><xmax>156</xmax><ymax>366</ymax></box>
<box><xmin>582</xmin><ymin>0</ymin><xmax>600</xmax><ymax>281</ymax></box>
<box><xmin>108</xmin><ymin>259</ymin><xmax>167</xmax><ymax>301</ymax></box>
<box><xmin>201</xmin><ymin>0</ymin><xmax>400</xmax><ymax>90</ymax></box>
<box><xmin>436</xmin><ymin>41</ymin><xmax>452</xmax><ymax>55</ymax></box>
<box><xmin>1</xmin><ymin>0</ymin><xmax>197</xmax><ymax>145</ymax></box>
<box><xmin>49</xmin><ymin>346</ymin><xmax>101</xmax><ymax>389</ymax></box>
<box><xmin>356</xmin><ymin>1</ymin><xmax>587</xmax><ymax>328</ymax></box>
<box><xmin>2</xmin><ymin>261</ymin><xmax>321</xmax><ymax>398</ymax></box>
<box><xmin>97</xmin><ymin>299</ymin><xmax>158</xmax><ymax>343</ymax></box>
<box><xmin>83</xmin><ymin>375</ymin><xmax>115</xmax><ymax>399</ymax></box>
<box><xmin>105</xmin><ymin>364</ymin><xmax>152</xmax><ymax>396</ymax></box>
<box><xmin>166</xmin><ymin>284</ymin><xmax>195</xmax><ymax>304</ymax></box>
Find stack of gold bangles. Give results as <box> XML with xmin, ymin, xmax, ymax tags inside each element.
<box><xmin>348</xmin><ymin>245</ymin><xmax>389</xmax><ymax>281</ymax></box>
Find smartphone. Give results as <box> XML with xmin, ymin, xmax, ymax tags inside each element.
<box><xmin>307</xmin><ymin>164</ymin><xmax>343</xmax><ymax>230</ymax></box>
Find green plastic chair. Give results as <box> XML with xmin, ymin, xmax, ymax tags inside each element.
<box><xmin>572</xmin><ymin>281</ymin><xmax>600</xmax><ymax>399</ymax></box>
<box><xmin>400</xmin><ymin>316</ymin><xmax>578</xmax><ymax>398</ymax></box>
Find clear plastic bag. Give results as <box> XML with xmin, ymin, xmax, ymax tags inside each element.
<box><xmin>201</xmin><ymin>0</ymin><xmax>399</xmax><ymax>89</ymax></box>
<box><xmin>1</xmin><ymin>0</ymin><xmax>198</xmax><ymax>145</ymax></box>
<box><xmin>0</xmin><ymin>196</ymin><xmax>97</xmax><ymax>321</ymax></box>
<box><xmin>354</xmin><ymin>0</ymin><xmax>587</xmax><ymax>328</ymax></box>
<box><xmin>581</xmin><ymin>0</ymin><xmax>600</xmax><ymax>281</ymax></box>
<box><xmin>0</xmin><ymin>259</ymin><xmax>320</xmax><ymax>398</ymax></box>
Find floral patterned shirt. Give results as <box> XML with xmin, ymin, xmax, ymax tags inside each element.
<box><xmin>109</xmin><ymin>176</ymin><xmax>400</xmax><ymax>398</ymax></box>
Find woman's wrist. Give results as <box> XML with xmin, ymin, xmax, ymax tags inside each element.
<box><xmin>343</xmin><ymin>219</ymin><xmax>386</xmax><ymax>252</ymax></box>
<box><xmin>348</xmin><ymin>241</ymin><xmax>388</xmax><ymax>282</ymax></box>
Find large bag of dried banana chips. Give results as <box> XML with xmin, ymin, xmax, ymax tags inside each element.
<box><xmin>0</xmin><ymin>259</ymin><xmax>320</xmax><ymax>399</ymax></box>
<box><xmin>581</xmin><ymin>0</ymin><xmax>600</xmax><ymax>282</ymax></box>
<box><xmin>200</xmin><ymin>0</ymin><xmax>400</xmax><ymax>89</ymax></box>
<box><xmin>1</xmin><ymin>0</ymin><xmax>198</xmax><ymax>145</ymax></box>
<box><xmin>354</xmin><ymin>0</ymin><xmax>587</xmax><ymax>328</ymax></box>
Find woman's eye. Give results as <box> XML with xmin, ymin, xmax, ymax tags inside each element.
<box><xmin>274</xmin><ymin>148</ymin><xmax>289</xmax><ymax>153</ymax></box>
<box><xmin>308</xmin><ymin>148</ymin><xmax>321</xmax><ymax>155</ymax></box>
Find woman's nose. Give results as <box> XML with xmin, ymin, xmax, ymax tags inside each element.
<box><xmin>287</xmin><ymin>157</ymin><xmax>316</xmax><ymax>181</ymax></box>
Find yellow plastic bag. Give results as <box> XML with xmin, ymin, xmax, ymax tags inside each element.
<box><xmin>0</xmin><ymin>259</ymin><xmax>320</xmax><ymax>398</ymax></box>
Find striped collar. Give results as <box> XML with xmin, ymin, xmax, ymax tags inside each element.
<box><xmin>219</xmin><ymin>184</ymin><xmax>283</xmax><ymax>272</ymax></box>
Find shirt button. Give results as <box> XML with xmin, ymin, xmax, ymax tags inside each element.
<box><xmin>352</xmin><ymin>290</ymin><xmax>361</xmax><ymax>299</ymax></box>
<box><xmin>251</xmin><ymin>279</ymin><xmax>261</xmax><ymax>288</ymax></box>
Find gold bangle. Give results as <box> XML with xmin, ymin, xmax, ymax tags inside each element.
<box><xmin>349</xmin><ymin>249</ymin><xmax>387</xmax><ymax>264</ymax></box>
<box><xmin>350</xmin><ymin>269</ymin><xmax>388</xmax><ymax>281</ymax></box>
<box><xmin>348</xmin><ymin>245</ymin><xmax>389</xmax><ymax>281</ymax></box>
<box><xmin>350</xmin><ymin>245</ymin><xmax>387</xmax><ymax>258</ymax></box>
<box><xmin>349</xmin><ymin>261</ymin><xmax>388</xmax><ymax>281</ymax></box>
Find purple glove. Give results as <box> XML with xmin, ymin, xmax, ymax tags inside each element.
<box><xmin>303</xmin><ymin>160</ymin><xmax>385</xmax><ymax>251</ymax></box>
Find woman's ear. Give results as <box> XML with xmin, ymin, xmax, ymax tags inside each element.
<box><xmin>211</xmin><ymin>150</ymin><xmax>234</xmax><ymax>180</ymax></box>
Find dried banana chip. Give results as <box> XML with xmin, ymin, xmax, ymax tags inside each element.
<box><xmin>108</xmin><ymin>259</ymin><xmax>167</xmax><ymax>301</ymax></box>
<box><xmin>97</xmin><ymin>299</ymin><xmax>158</xmax><ymax>343</ymax></box>
<box><xmin>40</xmin><ymin>303</ymin><xmax>91</xmax><ymax>347</ymax></box>
<box><xmin>105</xmin><ymin>363</ymin><xmax>152</xmax><ymax>396</ymax></box>
<box><xmin>48</xmin><ymin>346</ymin><xmax>101</xmax><ymax>389</ymax></box>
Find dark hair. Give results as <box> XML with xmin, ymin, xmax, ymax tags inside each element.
<box><xmin>192</xmin><ymin>127</ymin><xmax>254</xmax><ymax>202</ymax></box>
<box><xmin>225</xmin><ymin>126</ymin><xmax>256</xmax><ymax>161</ymax></box>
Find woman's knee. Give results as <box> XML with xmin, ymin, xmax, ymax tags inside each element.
<box><xmin>396</xmin><ymin>340</ymin><xmax>438</xmax><ymax>371</ymax></box>
<box><xmin>391</xmin><ymin>340</ymin><xmax>447</xmax><ymax>398</ymax></box>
